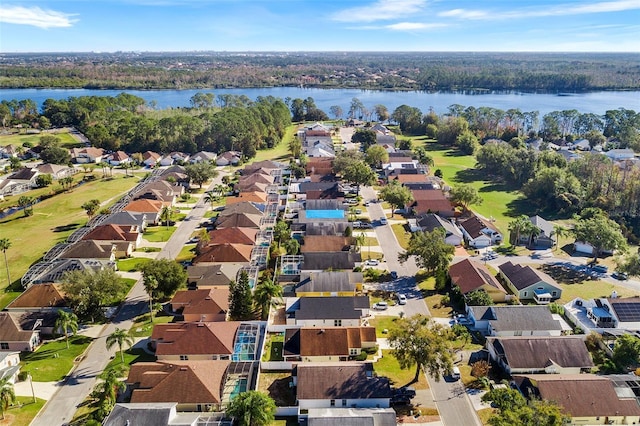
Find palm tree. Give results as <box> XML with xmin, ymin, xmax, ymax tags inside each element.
<box><xmin>55</xmin><ymin>310</ymin><xmax>79</xmax><ymax>349</ymax></box>
<box><xmin>0</xmin><ymin>377</ymin><xmax>16</xmax><ymax>420</ymax></box>
<box><xmin>203</xmin><ymin>190</ymin><xmax>217</xmax><ymax>211</ymax></box>
<box><xmin>553</xmin><ymin>224</ymin><xmax>568</xmax><ymax>252</ymax></box>
<box><xmin>160</xmin><ymin>206</ymin><xmax>176</xmax><ymax>229</ymax></box>
<box><xmin>0</xmin><ymin>238</ymin><xmax>11</xmax><ymax>287</ymax></box>
<box><xmin>91</xmin><ymin>366</ymin><xmax>125</xmax><ymax>420</ymax></box>
<box><xmin>143</xmin><ymin>274</ymin><xmax>158</xmax><ymax>323</ymax></box>
<box><xmin>508</xmin><ymin>215</ymin><xmax>531</xmax><ymax>246</ymax></box>
<box><xmin>226</xmin><ymin>390</ymin><xmax>276</xmax><ymax>426</ymax></box>
<box><xmin>106</xmin><ymin>328</ymin><xmax>135</xmax><ymax>363</ymax></box>
<box><xmin>253</xmin><ymin>279</ymin><xmax>283</xmax><ymax>320</ymax></box>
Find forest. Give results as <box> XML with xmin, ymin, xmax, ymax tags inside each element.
<box><xmin>1</xmin><ymin>51</ymin><xmax>639</xmax><ymax>92</ymax></box>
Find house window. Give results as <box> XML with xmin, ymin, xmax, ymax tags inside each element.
<box><xmin>334</xmin><ymin>320</ymin><xmax>342</xmax><ymax>327</ymax></box>
<box><xmin>342</xmin><ymin>399</ymin><xmax>347</xmax><ymax>407</ymax></box>
<box><xmin>523</xmin><ymin>291</ymin><xmax>528</xmax><ymax>297</ymax></box>
<box><xmin>180</xmin><ymin>355</ymin><xmax>189</xmax><ymax>360</ymax></box>
<box><xmin>330</xmin><ymin>400</ymin><xmax>336</xmax><ymax>407</ymax></box>
<box><xmin>514</xmin><ymin>331</ymin><xmax>522</xmax><ymax>336</ymax></box>
<box><xmin>350</xmin><ymin>348</ymin><xmax>359</xmax><ymax>355</ymax></box>
<box><xmin>552</xmin><ymin>291</ymin><xmax>557</xmax><ymax>297</ymax></box>
<box><xmin>0</xmin><ymin>343</ymin><xmax>8</xmax><ymax>350</ymax></box>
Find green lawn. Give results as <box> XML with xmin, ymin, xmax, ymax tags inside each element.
<box><xmin>417</xmin><ymin>275</ymin><xmax>455</xmax><ymax>318</ymax></box>
<box><xmin>477</xmin><ymin>407</ymin><xmax>497</xmax><ymax>425</ymax></box>
<box><xmin>558</xmin><ymin>280</ymin><xmax>636</xmax><ymax>304</ymax></box>
<box><xmin>0</xmin><ymin>175</ymin><xmax>143</xmax><ymax>297</ymax></box>
<box><xmin>116</xmin><ymin>257</ymin><xmax>151</xmax><ymax>272</ymax></box>
<box><xmin>369</xmin><ymin>315</ymin><xmax>399</xmax><ymax>338</ymax></box>
<box><xmin>0</xmin><ymin>131</ymin><xmax>80</xmax><ymax>148</ymax></box>
<box><xmin>0</xmin><ymin>396</ymin><xmax>46</xmax><ymax>426</ymax></box>
<box><xmin>143</xmin><ymin>226</ymin><xmax>176</xmax><ymax>242</ymax></box>
<box><xmin>251</xmin><ymin>124</ymin><xmax>297</xmax><ymax>163</ymax></box>
<box><xmin>129</xmin><ymin>312</ymin><xmax>173</xmax><ymax>338</ymax></box>
<box><xmin>416</xmin><ymin>138</ymin><xmax>534</xmax><ymax>235</ymax></box>
<box><xmin>175</xmin><ymin>245</ymin><xmax>196</xmax><ymax>262</ymax></box>
<box><xmin>104</xmin><ymin>346</ymin><xmax>157</xmax><ymax>376</ymax></box>
<box><xmin>374</xmin><ymin>350</ymin><xmax>429</xmax><ymax>390</ymax></box>
<box><xmin>21</xmin><ymin>335</ymin><xmax>93</xmax><ymax>382</ymax></box>
<box><xmin>391</xmin><ymin>223</ymin><xmax>411</xmax><ymax>250</ymax></box>
<box><xmin>262</xmin><ymin>333</ymin><xmax>285</xmax><ymax>362</ymax></box>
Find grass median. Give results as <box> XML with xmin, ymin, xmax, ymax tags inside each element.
<box><xmin>21</xmin><ymin>335</ymin><xmax>93</xmax><ymax>382</ymax></box>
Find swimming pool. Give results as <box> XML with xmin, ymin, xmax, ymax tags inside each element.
<box><xmin>305</xmin><ymin>209</ymin><xmax>345</xmax><ymax>219</ymax></box>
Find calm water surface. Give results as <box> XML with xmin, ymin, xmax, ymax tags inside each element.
<box><xmin>1</xmin><ymin>87</ymin><xmax>638</xmax><ymax>116</ymax></box>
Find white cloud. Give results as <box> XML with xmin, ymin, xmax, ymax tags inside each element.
<box><xmin>386</xmin><ymin>22</ymin><xmax>447</xmax><ymax>31</ymax></box>
<box><xmin>0</xmin><ymin>5</ymin><xmax>77</xmax><ymax>28</ymax></box>
<box><xmin>438</xmin><ymin>0</ymin><xmax>640</xmax><ymax>21</ymax></box>
<box><xmin>438</xmin><ymin>9</ymin><xmax>488</xmax><ymax>19</ymax></box>
<box><xmin>331</xmin><ymin>0</ymin><xmax>427</xmax><ymax>23</ymax></box>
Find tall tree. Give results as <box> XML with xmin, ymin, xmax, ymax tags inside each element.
<box><xmin>573</xmin><ymin>213</ymin><xmax>627</xmax><ymax>262</ymax></box>
<box><xmin>0</xmin><ymin>238</ymin><xmax>11</xmax><ymax>287</ymax></box>
<box><xmin>399</xmin><ymin>228</ymin><xmax>454</xmax><ymax>275</ymax></box>
<box><xmin>0</xmin><ymin>377</ymin><xmax>16</xmax><ymax>421</ymax></box>
<box><xmin>329</xmin><ymin>105</ymin><xmax>343</xmax><ymax>120</ymax></box>
<box><xmin>143</xmin><ymin>274</ymin><xmax>158</xmax><ymax>323</ymax></box>
<box><xmin>61</xmin><ymin>268</ymin><xmax>126</xmax><ymax>322</ymax></box>
<box><xmin>229</xmin><ymin>271</ymin><xmax>253</xmax><ymax>321</ymax></box>
<box><xmin>203</xmin><ymin>191</ymin><xmax>218</xmax><ymax>211</ymax></box>
<box><xmin>106</xmin><ymin>328</ymin><xmax>135</xmax><ymax>363</ymax></box>
<box><xmin>449</xmin><ymin>184</ymin><xmax>482</xmax><ymax>212</ymax></box>
<box><xmin>140</xmin><ymin>259</ymin><xmax>187</xmax><ymax>300</ymax></box>
<box><xmin>508</xmin><ymin>215</ymin><xmax>535</xmax><ymax>246</ymax></box>
<box><xmin>226</xmin><ymin>390</ymin><xmax>276</xmax><ymax>426</ymax></box>
<box><xmin>612</xmin><ymin>334</ymin><xmax>640</xmax><ymax>371</ymax></box>
<box><xmin>185</xmin><ymin>162</ymin><xmax>218</xmax><ymax>188</ymax></box>
<box><xmin>342</xmin><ymin>160</ymin><xmax>376</xmax><ymax>196</ymax></box>
<box><xmin>160</xmin><ymin>206</ymin><xmax>176</xmax><ymax>229</ymax></box>
<box><xmin>482</xmin><ymin>387</ymin><xmax>569</xmax><ymax>426</ymax></box>
<box><xmin>379</xmin><ymin>180</ymin><xmax>413</xmax><ymax>217</ymax></box>
<box><xmin>253</xmin><ymin>278</ymin><xmax>282</xmax><ymax>320</ymax></box>
<box><xmin>364</xmin><ymin>144</ymin><xmax>389</xmax><ymax>169</ymax></box>
<box><xmin>91</xmin><ymin>366</ymin><xmax>126</xmax><ymax>421</ymax></box>
<box><xmin>387</xmin><ymin>314</ymin><xmax>454</xmax><ymax>382</ymax></box>
<box><xmin>82</xmin><ymin>199</ymin><xmax>101</xmax><ymax>219</ymax></box>
<box><xmin>351</xmin><ymin>129</ymin><xmax>377</xmax><ymax>151</ymax></box>
<box><xmin>55</xmin><ymin>310</ymin><xmax>79</xmax><ymax>349</ymax></box>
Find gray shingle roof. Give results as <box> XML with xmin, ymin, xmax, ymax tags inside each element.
<box><xmin>470</xmin><ymin>306</ymin><xmax>563</xmax><ymax>332</ymax></box>
<box><xmin>296</xmin><ymin>271</ymin><xmax>361</xmax><ymax>294</ymax></box>
<box><xmin>489</xmin><ymin>336</ymin><xmax>593</xmax><ymax>369</ymax></box>
<box><xmin>294</xmin><ymin>296</ymin><xmax>369</xmax><ymax>320</ymax></box>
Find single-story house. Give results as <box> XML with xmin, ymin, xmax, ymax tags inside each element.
<box><xmin>458</xmin><ymin>213</ymin><xmax>503</xmax><ymax>248</ymax></box>
<box><xmin>514</xmin><ymin>374</ymin><xmax>640</xmax><ymax>425</ymax></box>
<box><xmin>225</xmin><ymin>191</ymin><xmax>268</xmax><ymax>206</ymax></box>
<box><xmin>587</xmin><ymin>297</ymin><xmax>640</xmax><ymax>331</ymax></box>
<box><xmin>0</xmin><ymin>167</ymin><xmax>39</xmax><ymax>195</ymax></box>
<box><xmin>192</xmin><ymin>243</ymin><xmax>253</xmax><ymax>264</ymax></box>
<box><xmin>0</xmin><ymin>312</ymin><xmax>40</xmax><ymax>352</ymax></box>
<box><xmin>300</xmin><ymin>236</ymin><xmax>354</xmax><ymax>253</ymax></box>
<box><xmin>123</xmin><ymin>199</ymin><xmax>164</xmax><ymax>224</ymax></box>
<box><xmin>283</xmin><ymin>326</ymin><xmax>376</xmax><ymax>362</ymax></box>
<box><xmin>215</xmin><ymin>212</ymin><xmax>263</xmax><ymax>229</ymax></box>
<box><xmin>60</xmin><ymin>240</ymin><xmax>118</xmax><ymax>261</ymax></box>
<box><xmin>35</xmin><ymin>163</ymin><xmax>75</xmax><ymax>180</ymax></box>
<box><xmin>81</xmin><ymin>224</ymin><xmax>143</xmax><ymax>248</ymax></box>
<box><xmin>409</xmin><ymin>189</ymin><xmax>455</xmax><ymax>218</ymax></box>
<box><xmin>295</xmin><ymin>363</ymin><xmax>392</xmax><ymax>409</ymax></box>
<box><xmin>305</xmin><ymin>408</ymin><xmax>396</xmax><ymax>426</ymax></box>
<box><xmin>198</xmin><ymin>227</ymin><xmax>257</xmax><ymax>253</ymax></box>
<box><xmin>487</xmin><ymin>336</ymin><xmax>594</xmax><ymax>375</ymax></box>
<box><xmin>142</xmin><ymin>151</ymin><xmax>162</xmax><ymax>167</ymax></box>
<box><xmin>5</xmin><ymin>283</ymin><xmax>68</xmax><ymax>311</ymax></box>
<box><xmin>466</xmin><ymin>305</ymin><xmax>564</xmax><ymax>337</ymax></box>
<box><xmin>415</xmin><ymin>213</ymin><xmax>463</xmax><ymax>246</ymax></box>
<box><xmin>101</xmin><ymin>211</ymin><xmax>148</xmax><ymax>230</ymax></box>
<box><xmin>168</xmin><ymin>288</ymin><xmax>229</xmax><ymax>322</ymax></box>
<box><xmin>189</xmin><ymin>151</ymin><xmax>217</xmax><ymax>164</ymax></box>
<box><xmin>127</xmin><ymin>360</ymin><xmax>230</xmax><ymax>412</ymax></box>
<box><xmin>151</xmin><ymin>321</ymin><xmax>241</xmax><ymax>360</ymax></box>
<box><xmin>605</xmin><ymin>148</ymin><xmax>636</xmax><ymax>161</ymax></box>
<box><xmin>216</xmin><ymin>151</ymin><xmax>241</xmax><ymax>166</ymax></box>
<box><xmin>186</xmin><ymin>263</ymin><xmax>245</xmax><ymax>289</ymax></box>
<box><xmin>300</xmin><ymin>252</ymin><xmax>361</xmax><ymax>272</ymax></box>
<box><xmin>498</xmin><ymin>261</ymin><xmax>562</xmax><ymax>304</ymax></box>
<box><xmin>285</xmin><ymin>296</ymin><xmax>370</xmax><ymax>327</ymax></box>
<box><xmin>514</xmin><ymin>215</ymin><xmax>556</xmax><ymax>248</ymax></box>
<box><xmin>103</xmin><ymin>403</ymin><xmax>204</xmax><ymax>426</ymax></box>
<box><xmin>71</xmin><ymin>147</ymin><xmax>104</xmax><ymax>164</ymax></box>
<box><xmin>449</xmin><ymin>259</ymin><xmax>507</xmax><ymax>303</ymax></box>
<box><xmin>107</xmin><ymin>151</ymin><xmax>131</xmax><ymax>166</ymax></box>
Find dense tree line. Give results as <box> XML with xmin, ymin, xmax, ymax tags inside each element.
<box><xmin>2</xmin><ymin>51</ymin><xmax>639</xmax><ymax>91</ymax></box>
<box><xmin>1</xmin><ymin>93</ymin><xmax>291</xmax><ymax>159</ymax></box>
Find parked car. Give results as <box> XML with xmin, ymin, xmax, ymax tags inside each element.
<box><xmin>591</xmin><ymin>264</ymin><xmax>609</xmax><ymax>274</ymax></box>
<box><xmin>373</xmin><ymin>301</ymin><xmax>388</xmax><ymax>310</ymax></box>
<box><xmin>395</xmin><ymin>386</ymin><xmax>416</xmax><ymax>398</ymax></box>
<box><xmin>612</xmin><ymin>271</ymin><xmax>629</xmax><ymax>280</ymax></box>
<box><xmin>390</xmin><ymin>271</ymin><xmax>398</xmax><ymax>279</ymax></box>
<box><xmin>361</xmin><ymin>222</ymin><xmax>373</xmax><ymax>229</ymax></box>
<box><xmin>352</xmin><ymin>221</ymin><xmax>363</xmax><ymax>228</ymax></box>
<box><xmin>365</xmin><ymin>259</ymin><xmax>380</xmax><ymax>266</ymax></box>
<box><xmin>380</xmin><ymin>218</ymin><xmax>388</xmax><ymax>225</ymax></box>
<box><xmin>396</xmin><ymin>293</ymin><xmax>407</xmax><ymax>305</ymax></box>
<box><xmin>450</xmin><ymin>366</ymin><xmax>461</xmax><ymax>380</ymax></box>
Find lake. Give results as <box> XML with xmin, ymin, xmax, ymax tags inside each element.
<box><xmin>1</xmin><ymin>87</ymin><xmax>639</xmax><ymax>116</ymax></box>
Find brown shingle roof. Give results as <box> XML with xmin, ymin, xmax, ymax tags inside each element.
<box><xmin>61</xmin><ymin>241</ymin><xmax>115</xmax><ymax>259</ymax></box>
<box><xmin>6</xmin><ymin>283</ymin><xmax>67</xmax><ymax>309</ymax></box>
<box><xmin>192</xmin><ymin>243</ymin><xmax>253</xmax><ymax>264</ymax></box>
<box><xmin>204</xmin><ymin>227</ymin><xmax>257</xmax><ymax>246</ymax></box>
<box><xmin>225</xmin><ymin>192</ymin><xmax>267</xmax><ymax>205</ymax></box>
<box><xmin>81</xmin><ymin>224</ymin><xmax>139</xmax><ymax>242</ymax></box>
<box><xmin>515</xmin><ymin>374</ymin><xmax>640</xmax><ymax>418</ymax></box>
<box><xmin>124</xmin><ymin>199</ymin><xmax>163</xmax><ymax>214</ymax></box>
<box><xmin>218</xmin><ymin>202</ymin><xmax>263</xmax><ymax>217</ymax></box>
<box><xmin>301</xmin><ymin>236</ymin><xmax>354</xmax><ymax>253</ymax></box>
<box><xmin>0</xmin><ymin>312</ymin><xmax>36</xmax><ymax>342</ymax></box>
<box><xmin>169</xmin><ymin>288</ymin><xmax>229</xmax><ymax>317</ymax></box>
<box><xmin>393</xmin><ymin>174</ymin><xmax>430</xmax><ymax>183</ymax></box>
<box><xmin>128</xmin><ymin>360</ymin><xmax>229</xmax><ymax>404</ymax></box>
<box><xmin>285</xmin><ymin>327</ymin><xmax>376</xmax><ymax>357</ymax></box>
<box><xmin>449</xmin><ymin>259</ymin><xmax>506</xmax><ymax>295</ymax></box>
<box><xmin>296</xmin><ymin>363</ymin><xmax>392</xmax><ymax>400</ymax></box>
<box><xmin>215</xmin><ymin>213</ymin><xmax>262</xmax><ymax>229</ymax></box>
<box><xmin>458</xmin><ymin>213</ymin><xmax>500</xmax><ymax>238</ymax></box>
<box><xmin>238</xmin><ymin>173</ymin><xmax>274</xmax><ymax>186</ymax></box>
<box><xmin>152</xmin><ymin>321</ymin><xmax>240</xmax><ymax>356</ymax></box>
<box><xmin>490</xmin><ymin>336</ymin><xmax>593</xmax><ymax>370</ymax></box>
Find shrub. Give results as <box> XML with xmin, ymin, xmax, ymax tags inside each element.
<box><xmin>355</xmin><ymin>352</ymin><xmax>368</xmax><ymax>361</ymax></box>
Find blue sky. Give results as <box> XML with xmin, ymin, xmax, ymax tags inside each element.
<box><xmin>1</xmin><ymin>0</ymin><xmax>639</xmax><ymax>52</ymax></box>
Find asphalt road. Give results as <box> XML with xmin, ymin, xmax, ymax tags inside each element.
<box><xmin>361</xmin><ymin>186</ymin><xmax>481</xmax><ymax>426</ymax></box>
<box><xmin>31</xmin><ymin>169</ymin><xmax>228</xmax><ymax>426</ymax></box>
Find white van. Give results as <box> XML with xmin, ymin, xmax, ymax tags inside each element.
<box><xmin>451</xmin><ymin>366</ymin><xmax>461</xmax><ymax>380</ymax></box>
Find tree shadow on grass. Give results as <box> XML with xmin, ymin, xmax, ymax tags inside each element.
<box><xmin>52</xmin><ymin>223</ymin><xmax>80</xmax><ymax>232</ymax></box>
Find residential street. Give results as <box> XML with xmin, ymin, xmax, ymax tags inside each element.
<box><xmin>361</xmin><ymin>185</ymin><xmax>481</xmax><ymax>426</ymax></box>
<box><xmin>30</xmin><ymin>168</ymin><xmax>228</xmax><ymax>426</ymax></box>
